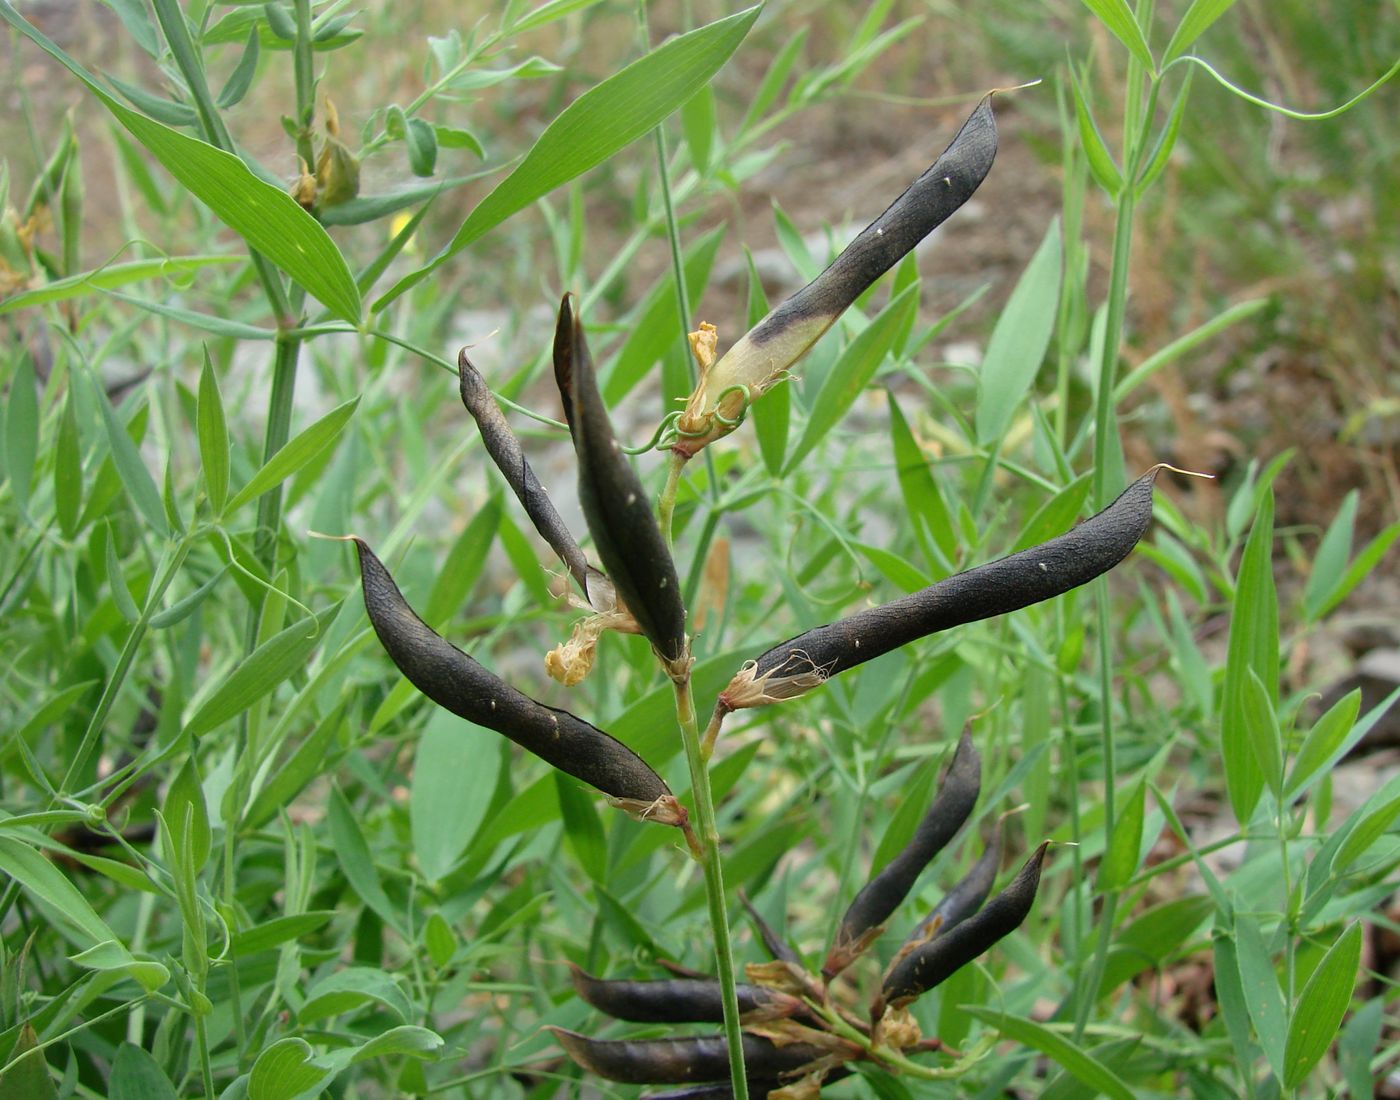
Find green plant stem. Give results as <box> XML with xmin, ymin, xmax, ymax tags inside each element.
<box><xmin>194</xmin><ymin>1011</ymin><xmax>215</xmax><ymax>1100</ymax></box>
<box><xmin>673</xmin><ymin>677</ymin><xmax>749</xmax><ymax>1100</ymax></box>
<box><xmin>659</xmin><ymin>451</ymin><xmax>685</xmax><ymax>546</ymax></box>
<box><xmin>292</xmin><ymin>0</ymin><xmax>316</xmax><ymax>171</ymax></box>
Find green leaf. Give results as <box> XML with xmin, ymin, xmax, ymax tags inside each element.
<box><xmin>247</xmin><ymin>1038</ymin><xmax>329</xmax><ymax>1100</ymax></box>
<box><xmin>1243</xmin><ymin>670</ymin><xmax>1284</xmax><ymax>801</ymax></box>
<box><xmin>554</xmin><ymin>772</ymin><xmax>607</xmax><ymax>884</ymax></box>
<box><xmin>224</xmin><ymin>397</ymin><xmax>358</xmax><ymax>514</ymax></box>
<box><xmin>184</xmin><ymin>607</ymin><xmax>336</xmax><ymax>739</ymax></box>
<box><xmin>423</xmin><ymin>913</ymin><xmax>455</xmax><ymax>969</ymax></box>
<box><xmin>1220</xmin><ymin>489</ymin><xmax>1277</xmax><ymax>823</ymax></box>
<box><xmin>422</xmin><ymin>498</ymin><xmax>500</xmax><ymax>628</ymax></box>
<box><xmin>1302</xmin><ymin>489</ymin><xmax>1355</xmax><ymax>620</ymax></box>
<box><xmin>149</xmin><ymin>564</ymin><xmax>230</xmax><ymax>629</ymax></box>
<box><xmin>681</xmin><ymin>83</ymin><xmax>716</xmax><ymax>174</ymax></box>
<box><xmin>1286</xmin><ymin>689</ymin><xmax>1361</xmax><ymax>800</ymax></box>
<box><xmin>1235</xmin><ymin>915</ymin><xmax>1286</xmax><ymax>1077</ymax></box>
<box><xmin>217</xmin><ymin>26</ymin><xmax>261</xmax><ymax>109</ymax></box>
<box><xmin>1333</xmin><ymin>789</ymin><xmax>1400</xmax><ymax>874</ymax></box>
<box><xmin>0</xmin><ymin>1023</ymin><xmax>58</xmax><ymax>1100</ymax></box>
<box><xmin>327</xmin><ymin>786</ymin><xmax>403</xmax><ymax>934</ymax></box>
<box><xmin>1317</xmin><ymin>519</ymin><xmax>1400</xmax><ymax>619</ymax></box>
<box><xmin>0</xmin><ymin>837</ymin><xmax>115</xmax><ymax>946</ymax></box>
<box><xmin>0</xmin><ymin>7</ymin><xmax>361</xmax><ymax>324</ymax></box>
<box><xmin>404</xmin><ymin>117</ymin><xmax>438</xmax><ymax>177</ymax></box>
<box><xmin>1011</xmin><ymin>474</ymin><xmax>1092</xmax><ymax>553</ymax></box>
<box><xmin>1069</xmin><ymin>69</ymin><xmax>1122</xmax><ymax>193</ymax></box>
<box><xmin>888</xmin><ymin>393</ymin><xmax>956</xmax><ymax>563</ymax></box>
<box><xmin>3</xmin><ymin>353</ymin><xmax>38</xmax><ymax>513</ymax></box>
<box><xmin>1098</xmin><ymin>777</ymin><xmax>1146</xmax><ymax>891</ymax></box>
<box><xmin>786</xmin><ymin>282</ymin><xmax>919</xmax><ymax>472</ymax></box>
<box><xmin>110</xmin><ymin>1043</ymin><xmax>178</xmax><ymax>1100</ymax></box>
<box><xmin>1340</xmin><ymin>998</ymin><xmax>1383</xmax><ymax>1100</ymax></box>
<box><xmin>94</xmin><ymin>384</ymin><xmax>168</xmax><ymax>537</ymax></box>
<box><xmin>299</xmin><ymin>966</ymin><xmax>413</xmax><ymax>1024</ymax></box>
<box><xmin>1211</xmin><ymin>927</ymin><xmax>1256</xmax><ymax>1077</ymax></box>
<box><xmin>163</xmin><ymin>756</ymin><xmax>211</xmax><ymax>872</ymax></box>
<box><xmin>1077</xmin><ymin>0</ymin><xmax>1156</xmax><ymax>73</ymax></box>
<box><xmin>197</xmin><ymin>350</ymin><xmax>230</xmax><ymax>515</ymax></box>
<box><xmin>1284</xmin><ymin>923</ymin><xmax>1361</xmax><ymax>1088</ymax></box>
<box><xmin>963</xmin><ymin>1010</ymin><xmax>1135</xmax><ymax>1100</ymax></box>
<box><xmin>376</xmin><ymin>6</ymin><xmax>760</xmax><ymax>309</ymax></box>
<box><xmin>230</xmin><ymin>911</ymin><xmax>334</xmax><ymax>957</ymax></box>
<box><xmin>67</xmin><ymin>941</ymin><xmax>168</xmax><ymax>989</ymax></box>
<box><xmin>1163</xmin><ymin>0</ymin><xmax>1240</xmax><ymax>65</ymax></box>
<box><xmin>410</xmin><ymin>712</ymin><xmax>500</xmax><ymax>882</ymax></box>
<box><xmin>53</xmin><ymin>389</ymin><xmax>82</xmax><ymax>538</ymax></box>
<box><xmin>975</xmin><ymin>218</ymin><xmax>1062</xmax><ymax>444</ymax></box>
<box><xmin>344</xmin><ymin>1025</ymin><xmax>443</xmax><ymax>1063</ymax></box>
<box><xmin>104</xmin><ymin>523</ymin><xmax>140</xmax><ymax>624</ymax></box>
<box><xmin>244</xmin><ymin>708</ymin><xmax>344</xmax><ymax>829</ymax></box>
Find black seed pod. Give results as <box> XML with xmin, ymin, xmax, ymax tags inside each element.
<box><xmin>457</xmin><ymin>350</ymin><xmax>590</xmax><ymax>593</ymax></box>
<box><xmin>351</xmin><ymin>537</ymin><xmax>676</xmax><ymax>817</ymax></box>
<box><xmin>824</xmin><ymin>728</ymin><xmax>980</xmax><ymax>979</ymax></box>
<box><xmin>877</xmin><ymin>841</ymin><xmax>1050</xmax><ymax>1012</ymax></box>
<box><xmin>730</xmin><ymin>468</ymin><xmax>1161</xmax><ymax>708</ymax></box>
<box><xmin>550</xmin><ymin>1028</ymin><xmax>824</xmax><ymax>1086</ymax></box>
<box><xmin>554</xmin><ymin>294</ymin><xmax>688</xmax><ymax>667</ymax></box>
<box><xmin>897</xmin><ymin>826</ymin><xmax>1003</xmax><ymax>960</ymax></box>
<box><xmin>674</xmin><ymin>96</ymin><xmax>999</xmax><ymax>457</ymax></box>
<box><xmin>740</xmin><ymin>889</ymin><xmax>802</xmax><ymax>966</ymax></box>
<box><xmin>570</xmin><ymin>965</ymin><xmax>803</xmax><ymax>1023</ymax></box>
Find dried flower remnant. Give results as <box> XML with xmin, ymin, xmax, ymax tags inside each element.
<box><xmin>719</xmin><ymin>467</ymin><xmax>1163</xmax><ymax>714</ymax></box>
<box><xmin>348</xmin><ymin>536</ymin><xmax>683</xmax><ymax>825</ymax></box>
<box><xmin>554</xmin><ymin>294</ymin><xmax>689</xmax><ymax>673</ymax></box>
<box><xmin>673</xmin><ymin>96</ymin><xmax>999</xmax><ymax>457</ymax></box>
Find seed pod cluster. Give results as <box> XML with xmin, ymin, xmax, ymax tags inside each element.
<box><xmin>720</xmin><ymin>467</ymin><xmax>1162</xmax><ymax>711</ymax></box>
<box><xmin>554</xmin><ymin>295</ymin><xmax>689</xmax><ymax>671</ymax></box>
<box><xmin>560</xmin><ymin>729</ymin><xmax>1049</xmax><ymax>1097</ymax></box>
<box><xmin>350</xmin><ymin>536</ymin><xmax>681</xmax><ymax>824</ymax></box>
<box><xmin>824</xmin><ymin>728</ymin><xmax>980</xmax><ymax>980</ymax></box>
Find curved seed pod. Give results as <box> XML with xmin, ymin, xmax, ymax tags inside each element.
<box><xmin>554</xmin><ymin>294</ymin><xmax>688</xmax><ymax>669</ymax></box>
<box><xmin>876</xmin><ymin>840</ymin><xmax>1050</xmax><ymax>1014</ymax></box>
<box><xmin>740</xmin><ymin>889</ymin><xmax>802</xmax><ymax>965</ymax></box>
<box><xmin>824</xmin><ymin>728</ymin><xmax>980</xmax><ymax>980</ymax></box>
<box><xmin>674</xmin><ymin>96</ymin><xmax>998</xmax><ymax>456</ymax></box>
<box><xmin>570</xmin><ymin>965</ymin><xmax>804</xmax><ymax>1023</ymax></box>
<box><xmin>550</xmin><ymin>1028</ymin><xmax>825</xmax><ymax>1085</ymax></box>
<box><xmin>722</xmin><ymin>467</ymin><xmax>1162</xmax><ymax>710</ymax></box>
<box><xmin>350</xmin><ymin>537</ymin><xmax>679</xmax><ymax>822</ymax></box>
<box><xmin>891</xmin><ymin>825</ymin><xmax>1003</xmax><ymax>969</ymax></box>
<box><xmin>457</xmin><ymin>350</ymin><xmax>590</xmax><ymax>593</ymax></box>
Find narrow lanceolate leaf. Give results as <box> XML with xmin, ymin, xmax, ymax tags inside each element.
<box><xmin>1163</xmin><ymin>0</ymin><xmax>1241</xmax><ymax>65</ymax></box>
<box><xmin>1077</xmin><ymin>0</ymin><xmax>1156</xmax><ymax>73</ymax></box>
<box><xmin>784</xmin><ymin>281</ymin><xmax>919</xmax><ymax>473</ymax></box>
<box><xmin>197</xmin><ymin>350</ymin><xmax>230</xmax><ymax>514</ymax></box>
<box><xmin>722</xmin><ymin>467</ymin><xmax>1160</xmax><ymax>710</ymax></box>
<box><xmin>960</xmin><ymin>1009</ymin><xmax>1135</xmax><ymax>1100</ymax></box>
<box><xmin>975</xmin><ymin>217</ymin><xmax>1063</xmax><ymax>444</ymax></box>
<box><xmin>826</xmin><ymin>729</ymin><xmax>981</xmax><ymax>979</ymax></box>
<box><xmin>377</xmin><ymin>6</ymin><xmax>761</xmax><ymax>309</ymax></box>
<box><xmin>674</xmin><ymin>95</ymin><xmax>999</xmax><ymax>457</ymax></box>
<box><xmin>458</xmin><ymin>352</ymin><xmax>588</xmax><ymax>591</ymax></box>
<box><xmin>95</xmin><ymin>385</ymin><xmax>169</xmax><ymax>537</ymax></box>
<box><xmin>554</xmin><ymin>297</ymin><xmax>687</xmax><ymax>667</ymax></box>
<box><xmin>0</xmin><ymin>5</ymin><xmax>361</xmax><ymax>323</ymax></box>
<box><xmin>351</xmin><ymin>537</ymin><xmax>679</xmax><ymax>820</ymax></box>
<box><xmin>184</xmin><ymin>606</ymin><xmax>338</xmax><ymax>739</ymax></box>
<box><xmin>1285</xmin><ymin>923</ymin><xmax>1362</xmax><ymax>1088</ymax></box>
<box><xmin>0</xmin><ymin>837</ymin><xmax>116</xmax><ymax>947</ymax></box>
<box><xmin>224</xmin><ymin>397</ymin><xmax>359</xmax><ymax>514</ymax></box>
<box><xmin>1220</xmin><ymin>490</ymin><xmax>1278</xmax><ymax>824</ymax></box>
<box><xmin>0</xmin><ymin>1023</ymin><xmax>59</xmax><ymax>1100</ymax></box>
<box><xmin>5</xmin><ymin>352</ymin><xmax>39</xmax><ymax>513</ymax></box>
